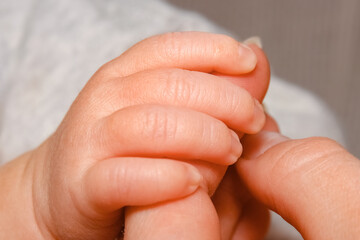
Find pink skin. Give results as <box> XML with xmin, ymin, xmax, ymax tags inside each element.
<box><xmin>124</xmin><ymin>45</ymin><xmax>271</xmax><ymax>240</ymax></box>
<box><xmin>0</xmin><ymin>32</ymin><xmax>267</xmax><ymax>240</ymax></box>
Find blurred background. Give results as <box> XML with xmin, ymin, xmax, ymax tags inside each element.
<box><xmin>167</xmin><ymin>0</ymin><xmax>360</xmax><ymax>157</ymax></box>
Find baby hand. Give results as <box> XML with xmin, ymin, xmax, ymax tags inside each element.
<box><xmin>0</xmin><ymin>32</ymin><xmax>265</xmax><ymax>240</ymax></box>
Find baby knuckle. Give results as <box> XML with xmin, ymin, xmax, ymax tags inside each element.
<box><xmin>160</xmin><ymin>69</ymin><xmax>195</xmax><ymax>105</ymax></box>
<box><xmin>106</xmin><ymin>113</ymin><xmax>122</xmax><ymax>141</ymax></box>
<box><xmin>141</xmin><ymin>107</ymin><xmax>178</xmax><ymax>142</ymax></box>
<box><xmin>205</xmin><ymin>119</ymin><xmax>222</xmax><ymax>141</ymax></box>
<box><xmin>91</xmin><ymin>61</ymin><xmax>119</xmax><ymax>82</ymax></box>
<box><xmin>211</xmin><ymin>35</ymin><xmax>234</xmax><ymax>56</ymax></box>
<box><xmin>106</xmin><ymin>163</ymin><xmax>132</xmax><ymax>197</ymax></box>
<box><xmin>94</xmin><ymin>62</ymin><xmax>111</xmax><ymax>76</ymax></box>
<box><xmin>155</xmin><ymin>32</ymin><xmax>184</xmax><ymax>61</ymax></box>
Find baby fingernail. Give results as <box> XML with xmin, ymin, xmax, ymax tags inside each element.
<box><xmin>249</xmin><ymin>99</ymin><xmax>266</xmax><ymax>133</ymax></box>
<box><xmin>243</xmin><ymin>36</ymin><xmax>263</xmax><ymax>49</ymax></box>
<box><xmin>187</xmin><ymin>166</ymin><xmax>203</xmax><ymax>191</ymax></box>
<box><xmin>229</xmin><ymin>129</ymin><xmax>243</xmax><ymax>164</ymax></box>
<box><xmin>239</xmin><ymin>42</ymin><xmax>257</xmax><ymax>71</ymax></box>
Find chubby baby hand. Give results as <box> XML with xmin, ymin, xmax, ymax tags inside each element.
<box><xmin>0</xmin><ymin>32</ymin><xmax>266</xmax><ymax>240</ymax></box>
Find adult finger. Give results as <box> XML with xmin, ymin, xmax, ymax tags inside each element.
<box><xmin>100</xmin><ymin>32</ymin><xmax>257</xmax><ymax>78</ymax></box>
<box><xmin>212</xmin><ymin>166</ymin><xmax>270</xmax><ymax>240</ymax></box>
<box><xmin>236</xmin><ymin>131</ymin><xmax>360</xmax><ymax>239</ymax></box>
<box><xmin>232</xmin><ymin>200</ymin><xmax>270</xmax><ymax>240</ymax></box>
<box><xmin>125</xmin><ymin>189</ymin><xmax>221</xmax><ymax>240</ymax></box>
<box><xmin>212</xmin><ymin>167</ymin><xmax>247</xmax><ymax>240</ymax></box>
<box><xmin>262</xmin><ymin>113</ymin><xmax>280</xmax><ymax>132</ymax></box>
<box><xmin>93</xmin><ymin>104</ymin><xmax>242</xmax><ymax>165</ymax></box>
<box><xmin>83</xmin><ymin>158</ymin><xmax>202</xmax><ymax>212</ymax></box>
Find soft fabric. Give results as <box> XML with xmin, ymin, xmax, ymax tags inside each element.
<box><xmin>0</xmin><ymin>0</ymin><xmax>345</xmax><ymax>239</ymax></box>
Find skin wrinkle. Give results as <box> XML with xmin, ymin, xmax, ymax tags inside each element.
<box><xmin>270</xmin><ymin>140</ymin><xmax>344</xmax><ymax>199</ymax></box>
<box><xmin>157</xmin><ymin>33</ymin><xmax>184</xmax><ymax>65</ymax></box>
<box><xmin>30</xmin><ymin>144</ymin><xmax>60</xmax><ymax>240</ymax></box>
<box><xmin>266</xmin><ymin>139</ymin><xmax>333</xmax><ymax>189</ymax></box>
<box><xmin>25</xmin><ymin>152</ymin><xmax>53</xmax><ymax>240</ymax></box>
<box><xmin>167</xmin><ymin>70</ymin><xmax>194</xmax><ymax>107</ymax></box>
<box><xmin>185</xmin><ymin>72</ymin><xmax>202</xmax><ymax>109</ymax></box>
<box><xmin>104</xmin><ymin>68</ymin><xmax>263</xmax><ymax>134</ymax></box>
<box><xmin>69</xmin><ymin>184</ymin><xmax>116</xmax><ymax>232</ymax></box>
<box><xmin>199</xmin><ymin>115</ymin><xmax>210</xmax><ymax>156</ymax></box>
<box><xmin>263</xmin><ymin>140</ymin><xmax>328</xmax><ymax>218</ymax></box>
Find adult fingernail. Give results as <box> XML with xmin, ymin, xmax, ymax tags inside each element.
<box><xmin>239</xmin><ymin>42</ymin><xmax>257</xmax><ymax>71</ymax></box>
<box><xmin>228</xmin><ymin>129</ymin><xmax>243</xmax><ymax>164</ymax></box>
<box><xmin>241</xmin><ymin>131</ymin><xmax>289</xmax><ymax>159</ymax></box>
<box><xmin>243</xmin><ymin>36</ymin><xmax>263</xmax><ymax>49</ymax></box>
<box><xmin>248</xmin><ymin>99</ymin><xmax>266</xmax><ymax>133</ymax></box>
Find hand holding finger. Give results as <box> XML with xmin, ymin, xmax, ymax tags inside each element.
<box><xmin>237</xmin><ymin>132</ymin><xmax>360</xmax><ymax>239</ymax></box>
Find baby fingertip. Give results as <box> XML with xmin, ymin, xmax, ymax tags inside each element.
<box><xmin>248</xmin><ymin>99</ymin><xmax>266</xmax><ymax>134</ymax></box>
<box><xmin>228</xmin><ymin>129</ymin><xmax>243</xmax><ymax>164</ymax></box>
<box><xmin>238</xmin><ymin>42</ymin><xmax>258</xmax><ymax>72</ymax></box>
<box><xmin>186</xmin><ymin>165</ymin><xmax>203</xmax><ymax>192</ymax></box>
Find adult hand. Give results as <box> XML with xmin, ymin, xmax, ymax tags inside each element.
<box><xmin>235</xmin><ymin>128</ymin><xmax>360</xmax><ymax>239</ymax></box>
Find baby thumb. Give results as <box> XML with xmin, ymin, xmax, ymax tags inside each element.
<box><xmin>236</xmin><ymin>131</ymin><xmax>360</xmax><ymax>240</ymax></box>
<box><xmin>83</xmin><ymin>157</ymin><xmax>203</xmax><ymax>213</ymax></box>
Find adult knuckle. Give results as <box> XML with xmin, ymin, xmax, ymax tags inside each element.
<box><xmin>288</xmin><ymin>137</ymin><xmax>342</xmax><ymax>161</ymax></box>
<box><xmin>270</xmin><ymin>137</ymin><xmax>344</xmax><ymax>182</ymax></box>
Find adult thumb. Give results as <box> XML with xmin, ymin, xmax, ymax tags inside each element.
<box><xmin>236</xmin><ymin>131</ymin><xmax>360</xmax><ymax>240</ymax></box>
